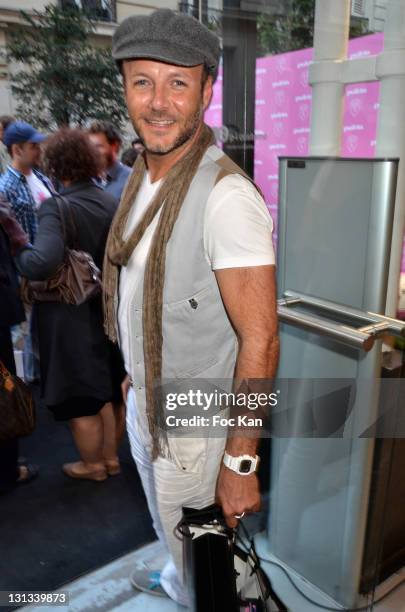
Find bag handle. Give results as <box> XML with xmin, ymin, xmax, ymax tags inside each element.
<box><xmin>55</xmin><ymin>195</ymin><xmax>79</xmax><ymax>250</ymax></box>
<box><xmin>0</xmin><ymin>360</ymin><xmax>15</xmax><ymax>391</ymax></box>
<box><xmin>0</xmin><ymin>360</ymin><xmax>11</xmax><ymax>379</ymax></box>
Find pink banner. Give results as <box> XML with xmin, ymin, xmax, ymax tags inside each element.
<box><xmin>253</xmin><ymin>46</ymin><xmax>314</xmax><ymax>241</ymax></box>
<box><xmin>342</xmin><ymin>33</ymin><xmax>383</xmax><ymax>157</ymax></box>
<box><xmin>204</xmin><ymin>63</ymin><xmax>223</xmax><ymax>129</ymax></box>
<box><xmin>205</xmin><ymin>34</ymin><xmax>404</xmax><ymax>267</ymax></box>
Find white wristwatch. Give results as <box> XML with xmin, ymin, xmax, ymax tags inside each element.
<box><xmin>223</xmin><ymin>451</ymin><xmax>259</xmax><ymax>475</ymax></box>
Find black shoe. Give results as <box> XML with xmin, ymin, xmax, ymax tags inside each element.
<box><xmin>16</xmin><ymin>464</ymin><xmax>39</xmax><ymax>485</ymax></box>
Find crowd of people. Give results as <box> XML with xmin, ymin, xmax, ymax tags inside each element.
<box><xmin>0</xmin><ymin>117</ymin><xmax>143</xmax><ymax>490</ymax></box>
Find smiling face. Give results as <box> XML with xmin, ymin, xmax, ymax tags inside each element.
<box><xmin>122</xmin><ymin>59</ymin><xmax>213</xmax><ymax>156</ymax></box>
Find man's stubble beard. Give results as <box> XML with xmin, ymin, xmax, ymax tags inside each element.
<box><xmin>131</xmin><ymin>101</ymin><xmax>204</xmax><ymax>156</ymax></box>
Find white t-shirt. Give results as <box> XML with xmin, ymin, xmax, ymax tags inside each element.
<box><xmin>118</xmin><ymin>172</ymin><xmax>275</xmax><ymax>375</ymax></box>
<box><xmin>26</xmin><ymin>172</ymin><xmax>51</xmax><ymax>209</ymax></box>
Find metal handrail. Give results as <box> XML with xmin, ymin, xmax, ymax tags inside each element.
<box><xmin>277</xmin><ymin>290</ymin><xmax>405</xmax><ymax>352</ymax></box>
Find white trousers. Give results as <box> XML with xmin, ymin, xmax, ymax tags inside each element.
<box><xmin>126</xmin><ymin>387</ymin><xmax>224</xmax><ymax>607</ymax></box>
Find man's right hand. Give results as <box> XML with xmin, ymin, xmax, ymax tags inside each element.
<box><xmin>121</xmin><ymin>374</ymin><xmax>131</xmax><ymax>405</ymax></box>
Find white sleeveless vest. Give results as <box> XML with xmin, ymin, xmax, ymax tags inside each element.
<box><xmin>115</xmin><ymin>144</ymin><xmax>250</xmax><ymax>471</ymax></box>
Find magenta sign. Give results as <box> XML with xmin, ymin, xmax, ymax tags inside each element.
<box><xmin>205</xmin><ymin>34</ymin><xmax>405</xmax><ymax>269</ymax></box>
<box><xmin>252</xmin><ymin>33</ymin><xmax>384</xmax><ymax>241</ymax></box>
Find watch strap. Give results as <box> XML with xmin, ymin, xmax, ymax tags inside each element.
<box><xmin>223</xmin><ymin>452</ymin><xmax>259</xmax><ymax>475</ymax></box>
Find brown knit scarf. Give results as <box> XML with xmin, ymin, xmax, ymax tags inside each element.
<box><xmin>103</xmin><ymin>123</ymin><xmax>215</xmax><ymax>459</ymax></box>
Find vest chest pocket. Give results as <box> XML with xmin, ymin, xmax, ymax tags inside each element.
<box><xmin>162</xmin><ymin>284</ymin><xmax>225</xmax><ymax>378</ymax></box>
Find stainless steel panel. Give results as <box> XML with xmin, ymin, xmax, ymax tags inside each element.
<box><xmin>269</xmin><ymin>158</ymin><xmax>399</xmax><ymax>608</ymax></box>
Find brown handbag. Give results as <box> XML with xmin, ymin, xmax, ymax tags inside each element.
<box><xmin>0</xmin><ymin>361</ymin><xmax>36</xmax><ymax>441</ymax></box>
<box><xmin>21</xmin><ymin>195</ymin><xmax>102</xmax><ymax>306</ymax></box>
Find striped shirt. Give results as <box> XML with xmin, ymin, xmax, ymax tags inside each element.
<box><xmin>0</xmin><ymin>166</ymin><xmax>55</xmax><ymax>243</ymax></box>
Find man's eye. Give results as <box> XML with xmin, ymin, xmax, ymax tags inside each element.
<box><xmin>134</xmin><ymin>79</ymin><xmax>149</xmax><ymax>87</ymax></box>
<box><xmin>173</xmin><ymin>80</ymin><xmax>186</xmax><ymax>87</ymax></box>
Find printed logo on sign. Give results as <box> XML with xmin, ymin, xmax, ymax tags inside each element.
<box><xmin>270</xmin><ymin>152</ymin><xmax>279</xmax><ymax>168</ymax></box>
<box><xmin>296</xmin><ymin>136</ymin><xmax>307</xmax><ymax>154</ymax></box>
<box><xmin>276</xmin><ymin>56</ymin><xmax>288</xmax><ymax>74</ymax></box>
<box><xmin>298</xmin><ymin>103</ymin><xmax>309</xmax><ymax>122</ymax></box>
<box><xmin>299</xmin><ymin>69</ymin><xmax>309</xmax><ymax>87</ymax></box>
<box><xmin>270</xmin><ymin>182</ymin><xmax>279</xmax><ymax>200</ymax></box>
<box><xmin>346</xmin><ymin>134</ymin><xmax>359</xmax><ymax>153</ymax></box>
<box><xmin>350</xmin><ymin>50</ymin><xmax>370</xmax><ymax>59</ymax></box>
<box><xmin>274</xmin><ymin>90</ymin><xmax>286</xmax><ymax>108</ymax></box>
<box><xmin>268</xmin><ymin>146</ymin><xmax>285</xmax><ymax>168</ymax></box>
<box><xmin>273</xmin><ymin>121</ymin><xmax>284</xmax><ymax>138</ymax></box>
<box><xmin>349</xmin><ymin>98</ymin><xmax>362</xmax><ymax>118</ymax></box>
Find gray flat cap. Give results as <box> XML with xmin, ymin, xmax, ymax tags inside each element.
<box><xmin>112</xmin><ymin>9</ymin><xmax>220</xmax><ymax>81</ymax></box>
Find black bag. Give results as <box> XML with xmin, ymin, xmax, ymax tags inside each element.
<box><xmin>177</xmin><ymin>504</ymin><xmax>287</xmax><ymax>612</ymax></box>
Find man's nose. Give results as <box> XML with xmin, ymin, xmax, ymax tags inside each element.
<box><xmin>150</xmin><ymin>83</ymin><xmax>169</xmax><ymax>113</ymax></box>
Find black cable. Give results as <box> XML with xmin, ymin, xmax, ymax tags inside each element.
<box><xmin>177</xmin><ymin>513</ymin><xmax>405</xmax><ymax>611</ymax></box>
<box><xmin>236</xmin><ymin>522</ymin><xmax>405</xmax><ymax>612</ymax></box>
<box><xmin>257</xmin><ymin>552</ymin><xmax>405</xmax><ymax>611</ymax></box>
<box><xmin>237</xmin><ymin>521</ymin><xmax>405</xmax><ymax>612</ymax></box>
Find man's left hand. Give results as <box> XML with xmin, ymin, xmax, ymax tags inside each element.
<box><xmin>215</xmin><ymin>464</ymin><xmax>261</xmax><ymax>528</ymax></box>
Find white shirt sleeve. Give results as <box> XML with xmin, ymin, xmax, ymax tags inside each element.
<box><xmin>204</xmin><ymin>173</ymin><xmax>276</xmax><ymax>270</ymax></box>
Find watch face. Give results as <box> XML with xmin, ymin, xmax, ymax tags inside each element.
<box><xmin>240</xmin><ymin>459</ymin><xmax>252</xmax><ymax>473</ymax></box>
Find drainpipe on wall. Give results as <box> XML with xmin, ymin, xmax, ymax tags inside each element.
<box><xmin>309</xmin><ymin>0</ymin><xmax>351</xmax><ymax>155</ymax></box>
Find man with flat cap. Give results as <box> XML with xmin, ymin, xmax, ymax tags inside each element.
<box><xmin>103</xmin><ymin>8</ymin><xmax>279</xmax><ymax>605</ymax></box>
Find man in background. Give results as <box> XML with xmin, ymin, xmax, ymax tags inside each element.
<box><xmin>0</xmin><ymin>121</ymin><xmax>54</xmax><ymax>243</ymax></box>
<box><xmin>0</xmin><ymin>116</ymin><xmax>15</xmax><ymax>175</ymax></box>
<box><xmin>0</xmin><ymin>121</ymin><xmax>55</xmax><ymax>383</ymax></box>
<box><xmin>131</xmin><ymin>137</ymin><xmax>144</xmax><ymax>155</ymax></box>
<box><xmin>88</xmin><ymin>121</ymin><xmax>131</xmax><ymax>201</ymax></box>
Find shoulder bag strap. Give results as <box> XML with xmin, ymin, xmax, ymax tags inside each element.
<box><xmin>55</xmin><ymin>195</ymin><xmax>78</xmax><ymax>250</ymax></box>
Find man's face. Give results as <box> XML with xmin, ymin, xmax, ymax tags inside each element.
<box><xmin>88</xmin><ymin>132</ymin><xmax>118</xmax><ymax>171</ymax></box>
<box><xmin>13</xmin><ymin>142</ymin><xmax>42</xmax><ymax>168</ymax></box>
<box><xmin>122</xmin><ymin>59</ymin><xmax>213</xmax><ymax>156</ymax></box>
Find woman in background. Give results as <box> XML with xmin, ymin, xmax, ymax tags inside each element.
<box><xmin>0</xmin><ymin>204</ymin><xmax>38</xmax><ymax>492</ymax></box>
<box><xmin>14</xmin><ymin>129</ymin><xmax>125</xmax><ymax>482</ymax></box>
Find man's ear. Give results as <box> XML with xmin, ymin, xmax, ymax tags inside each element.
<box><xmin>202</xmin><ymin>74</ymin><xmax>214</xmax><ymax>112</ymax></box>
<box><xmin>11</xmin><ymin>143</ymin><xmax>21</xmax><ymax>158</ymax></box>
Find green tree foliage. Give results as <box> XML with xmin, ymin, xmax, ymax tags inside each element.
<box><xmin>6</xmin><ymin>4</ymin><xmax>127</xmax><ymax>129</ymax></box>
<box><xmin>258</xmin><ymin>0</ymin><xmax>368</xmax><ymax>56</ymax></box>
